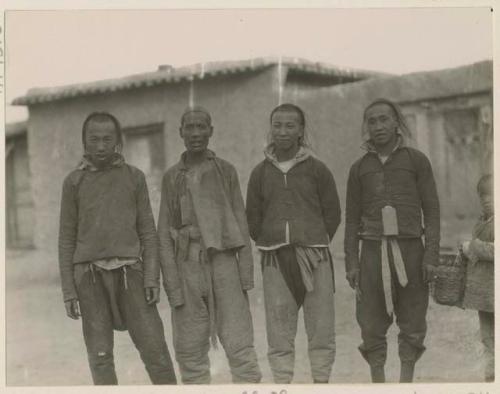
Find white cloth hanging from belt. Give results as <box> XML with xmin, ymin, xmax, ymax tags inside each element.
<box><xmin>380</xmin><ymin>206</ymin><xmax>408</xmax><ymax>315</ymax></box>
<box><xmin>381</xmin><ymin>237</ymin><xmax>408</xmax><ymax>315</ymax></box>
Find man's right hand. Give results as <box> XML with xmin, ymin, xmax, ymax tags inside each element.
<box><xmin>65</xmin><ymin>299</ymin><xmax>81</xmax><ymax>320</ymax></box>
<box><xmin>346</xmin><ymin>268</ymin><xmax>362</xmax><ymax>301</ymax></box>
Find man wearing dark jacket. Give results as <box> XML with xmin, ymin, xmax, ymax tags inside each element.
<box><xmin>58</xmin><ymin>112</ymin><xmax>176</xmax><ymax>385</ymax></box>
<box><xmin>158</xmin><ymin>106</ymin><xmax>261</xmax><ymax>384</ymax></box>
<box><xmin>344</xmin><ymin>98</ymin><xmax>440</xmax><ymax>383</ymax></box>
<box><xmin>246</xmin><ymin>103</ymin><xmax>341</xmax><ymax>384</ymax></box>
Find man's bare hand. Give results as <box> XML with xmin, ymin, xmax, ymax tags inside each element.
<box><xmin>346</xmin><ymin>268</ymin><xmax>359</xmax><ymax>289</ymax></box>
<box><xmin>145</xmin><ymin>287</ymin><xmax>160</xmax><ymax>305</ymax></box>
<box><xmin>346</xmin><ymin>268</ymin><xmax>362</xmax><ymax>301</ymax></box>
<box><xmin>422</xmin><ymin>264</ymin><xmax>437</xmax><ymax>284</ymax></box>
<box><xmin>461</xmin><ymin>241</ymin><xmax>471</xmax><ymax>259</ymax></box>
<box><xmin>65</xmin><ymin>299</ymin><xmax>80</xmax><ymax>319</ymax></box>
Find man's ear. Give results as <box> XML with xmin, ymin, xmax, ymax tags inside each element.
<box><xmin>179</xmin><ymin>127</ymin><xmax>183</xmax><ymax>138</ymax></box>
<box><xmin>209</xmin><ymin>126</ymin><xmax>214</xmax><ymax>138</ymax></box>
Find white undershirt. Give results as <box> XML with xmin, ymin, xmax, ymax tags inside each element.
<box><xmin>378</xmin><ymin>154</ymin><xmax>390</xmax><ymax>164</ymax></box>
<box><xmin>277</xmin><ymin>159</ymin><xmax>295</xmax><ymax>173</ymax></box>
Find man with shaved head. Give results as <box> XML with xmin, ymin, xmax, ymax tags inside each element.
<box><xmin>344</xmin><ymin>99</ymin><xmax>440</xmax><ymax>383</ymax></box>
<box><xmin>157</xmin><ymin>106</ymin><xmax>261</xmax><ymax>384</ymax></box>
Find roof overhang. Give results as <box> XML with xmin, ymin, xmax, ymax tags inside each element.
<box><xmin>12</xmin><ymin>57</ymin><xmax>388</xmax><ymax>106</ymax></box>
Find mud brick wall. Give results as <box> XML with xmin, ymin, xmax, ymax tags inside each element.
<box><xmin>26</xmin><ymin>67</ymin><xmax>280</xmax><ymax>258</ymax></box>
<box><xmin>285</xmin><ymin>61</ymin><xmax>493</xmax><ymax>252</ymax></box>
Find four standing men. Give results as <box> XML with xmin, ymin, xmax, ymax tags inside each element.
<box><xmin>59</xmin><ymin>100</ymin><xmax>442</xmax><ymax>385</ymax></box>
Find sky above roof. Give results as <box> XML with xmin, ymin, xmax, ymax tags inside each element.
<box><xmin>6</xmin><ymin>7</ymin><xmax>493</xmax><ymax>122</ymax></box>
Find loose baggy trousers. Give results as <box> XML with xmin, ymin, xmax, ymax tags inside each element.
<box><xmin>171</xmin><ymin>241</ymin><xmax>262</xmax><ymax>384</ymax></box>
<box><xmin>356</xmin><ymin>239</ymin><xmax>428</xmax><ymax>367</ymax></box>
<box><xmin>262</xmin><ymin>247</ymin><xmax>336</xmax><ymax>383</ymax></box>
<box><xmin>76</xmin><ymin>265</ymin><xmax>177</xmax><ymax>385</ymax></box>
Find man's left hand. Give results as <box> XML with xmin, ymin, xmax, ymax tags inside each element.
<box><xmin>422</xmin><ymin>264</ymin><xmax>437</xmax><ymax>284</ymax></box>
<box><xmin>144</xmin><ymin>287</ymin><xmax>160</xmax><ymax>305</ymax></box>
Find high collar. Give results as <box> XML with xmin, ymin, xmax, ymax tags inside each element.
<box><xmin>361</xmin><ymin>134</ymin><xmax>405</xmax><ymax>155</ymax></box>
<box><xmin>178</xmin><ymin>149</ymin><xmax>216</xmax><ymax>171</ymax></box>
<box><xmin>264</xmin><ymin>144</ymin><xmax>312</xmax><ymax>170</ymax></box>
<box><xmin>78</xmin><ymin>153</ymin><xmax>125</xmax><ymax>172</ymax></box>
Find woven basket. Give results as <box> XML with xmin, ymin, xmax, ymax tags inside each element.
<box><xmin>431</xmin><ymin>253</ymin><xmax>466</xmax><ymax>307</ymax></box>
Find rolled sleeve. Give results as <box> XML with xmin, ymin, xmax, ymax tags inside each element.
<box><xmin>158</xmin><ymin>173</ymin><xmax>185</xmax><ymax>307</ymax></box>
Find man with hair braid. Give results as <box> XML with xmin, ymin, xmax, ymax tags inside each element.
<box><xmin>158</xmin><ymin>106</ymin><xmax>261</xmax><ymax>384</ymax></box>
<box><xmin>58</xmin><ymin>112</ymin><xmax>176</xmax><ymax>385</ymax></box>
<box><xmin>246</xmin><ymin>103</ymin><xmax>341</xmax><ymax>384</ymax></box>
<box><xmin>344</xmin><ymin>98</ymin><xmax>440</xmax><ymax>383</ymax></box>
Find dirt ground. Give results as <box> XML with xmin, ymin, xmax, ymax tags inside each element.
<box><xmin>6</xmin><ymin>248</ymin><xmax>485</xmax><ymax>386</ymax></box>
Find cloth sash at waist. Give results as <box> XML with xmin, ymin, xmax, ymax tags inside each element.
<box><xmin>170</xmin><ymin>225</ymin><xmax>218</xmax><ymax>348</ymax></box>
<box><xmin>170</xmin><ymin>225</ymin><xmax>202</xmax><ymax>263</ymax></box>
<box><xmin>380</xmin><ymin>237</ymin><xmax>408</xmax><ymax>315</ymax></box>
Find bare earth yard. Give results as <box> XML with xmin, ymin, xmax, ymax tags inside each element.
<box><xmin>6</xmin><ymin>248</ymin><xmax>484</xmax><ymax>386</ymax></box>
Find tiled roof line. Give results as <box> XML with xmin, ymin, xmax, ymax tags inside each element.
<box><xmin>12</xmin><ymin>57</ymin><xmax>387</xmax><ymax>106</ymax></box>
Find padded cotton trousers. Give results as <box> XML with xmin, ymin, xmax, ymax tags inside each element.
<box><xmin>171</xmin><ymin>243</ymin><xmax>261</xmax><ymax>384</ymax></box>
<box><xmin>262</xmin><ymin>248</ymin><xmax>336</xmax><ymax>383</ymax></box>
<box><xmin>356</xmin><ymin>239</ymin><xmax>428</xmax><ymax>368</ymax></box>
<box><xmin>76</xmin><ymin>266</ymin><xmax>177</xmax><ymax>385</ymax></box>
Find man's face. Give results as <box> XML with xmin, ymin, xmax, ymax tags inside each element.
<box><xmin>271</xmin><ymin>110</ymin><xmax>304</xmax><ymax>153</ymax></box>
<box><xmin>479</xmin><ymin>181</ymin><xmax>494</xmax><ymax>218</ymax></box>
<box><xmin>365</xmin><ymin>103</ymin><xmax>399</xmax><ymax>148</ymax></box>
<box><xmin>180</xmin><ymin>111</ymin><xmax>213</xmax><ymax>153</ymax></box>
<box><xmin>84</xmin><ymin>120</ymin><xmax>118</xmax><ymax>167</ymax></box>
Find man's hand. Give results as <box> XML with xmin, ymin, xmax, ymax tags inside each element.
<box><xmin>65</xmin><ymin>299</ymin><xmax>80</xmax><ymax>320</ymax></box>
<box><xmin>346</xmin><ymin>268</ymin><xmax>362</xmax><ymax>301</ymax></box>
<box><xmin>422</xmin><ymin>264</ymin><xmax>437</xmax><ymax>284</ymax></box>
<box><xmin>346</xmin><ymin>268</ymin><xmax>359</xmax><ymax>289</ymax></box>
<box><xmin>461</xmin><ymin>241</ymin><xmax>471</xmax><ymax>259</ymax></box>
<box><xmin>144</xmin><ymin>287</ymin><xmax>160</xmax><ymax>305</ymax></box>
